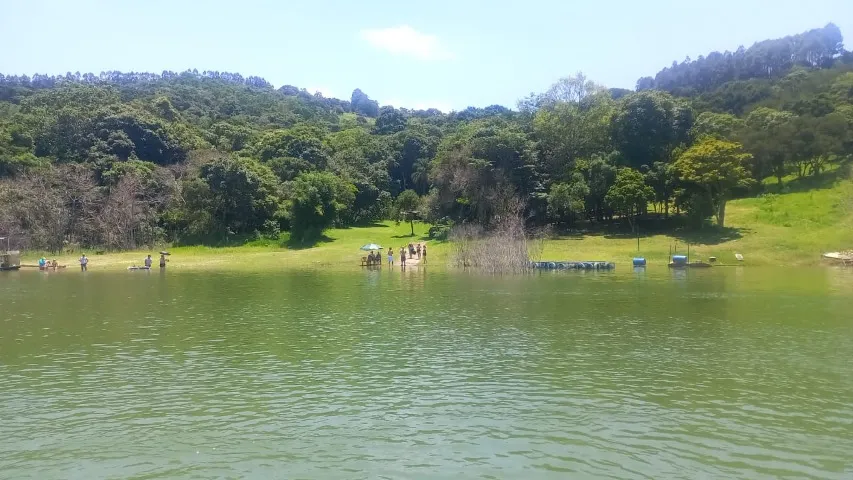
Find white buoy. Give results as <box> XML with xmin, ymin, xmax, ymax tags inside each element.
<box><xmin>735</xmin><ymin>253</ymin><xmax>744</xmax><ymax>261</ymax></box>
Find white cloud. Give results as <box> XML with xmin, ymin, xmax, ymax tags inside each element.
<box><xmin>360</xmin><ymin>25</ymin><xmax>455</xmax><ymax>61</ymax></box>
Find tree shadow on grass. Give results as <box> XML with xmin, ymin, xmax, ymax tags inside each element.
<box><xmin>548</xmin><ymin>216</ymin><xmax>747</xmax><ymax>246</ymax></box>
<box><xmin>672</xmin><ymin>226</ymin><xmax>748</xmax><ymax>245</ymax></box>
<box><xmin>600</xmin><ymin>225</ymin><xmax>746</xmax><ymax>245</ymax></box>
<box><xmin>337</xmin><ymin>221</ymin><xmax>390</xmax><ymax>229</ymax></box>
<box><xmin>763</xmin><ymin>163</ymin><xmax>851</xmax><ymax>195</ymax></box>
<box><xmin>284</xmin><ymin>234</ymin><xmax>335</xmax><ymax>250</ymax></box>
<box><xmin>391</xmin><ymin>233</ymin><xmax>433</xmax><ymax>242</ymax></box>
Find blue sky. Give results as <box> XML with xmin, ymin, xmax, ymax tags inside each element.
<box><xmin>2</xmin><ymin>0</ymin><xmax>852</xmax><ymax>111</ymax></box>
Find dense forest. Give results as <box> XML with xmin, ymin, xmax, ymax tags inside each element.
<box><xmin>1</xmin><ymin>23</ymin><xmax>852</xmax><ymax>252</ymax></box>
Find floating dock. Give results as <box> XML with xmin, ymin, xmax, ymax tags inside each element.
<box><xmin>530</xmin><ymin>261</ymin><xmax>615</xmax><ymax>270</ymax></box>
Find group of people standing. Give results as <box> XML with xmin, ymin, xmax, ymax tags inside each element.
<box><xmin>71</xmin><ymin>253</ymin><xmax>167</xmax><ymax>271</ymax></box>
<box><xmin>387</xmin><ymin>242</ymin><xmax>426</xmax><ymax>267</ymax></box>
<box><xmin>37</xmin><ymin>257</ymin><xmax>60</xmax><ymax>270</ymax></box>
<box><xmin>142</xmin><ymin>254</ymin><xmax>168</xmax><ymax>269</ymax></box>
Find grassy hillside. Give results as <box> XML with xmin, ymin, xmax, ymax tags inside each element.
<box><xmin>21</xmin><ymin>169</ymin><xmax>852</xmax><ymax>270</ymax></box>
<box><xmin>540</xmin><ymin>167</ymin><xmax>853</xmax><ymax>266</ymax></box>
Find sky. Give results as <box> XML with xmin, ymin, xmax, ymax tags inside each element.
<box><xmin>2</xmin><ymin>0</ymin><xmax>853</xmax><ymax>112</ymax></box>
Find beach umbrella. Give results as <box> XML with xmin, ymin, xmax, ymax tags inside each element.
<box><xmin>359</xmin><ymin>243</ymin><xmax>383</xmax><ymax>251</ymax></box>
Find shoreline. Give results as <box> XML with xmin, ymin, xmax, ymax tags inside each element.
<box><xmin>16</xmin><ymin>234</ymin><xmax>847</xmax><ymax>272</ymax></box>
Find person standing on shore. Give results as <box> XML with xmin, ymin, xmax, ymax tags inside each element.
<box><xmin>400</xmin><ymin>246</ymin><xmax>406</xmax><ymax>268</ymax></box>
<box><xmin>422</xmin><ymin>244</ymin><xmax>427</xmax><ymax>264</ymax></box>
<box><xmin>79</xmin><ymin>254</ymin><xmax>88</xmax><ymax>271</ymax></box>
<box><xmin>387</xmin><ymin>247</ymin><xmax>394</xmax><ymax>266</ymax></box>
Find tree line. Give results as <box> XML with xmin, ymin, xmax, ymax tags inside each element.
<box><xmin>1</xmin><ymin>24</ymin><xmax>852</xmax><ymax>252</ymax></box>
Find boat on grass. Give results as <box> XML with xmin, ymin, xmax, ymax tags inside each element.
<box><xmin>823</xmin><ymin>251</ymin><xmax>853</xmax><ymax>265</ymax></box>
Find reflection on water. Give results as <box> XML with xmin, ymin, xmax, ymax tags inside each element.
<box><xmin>1</xmin><ymin>267</ymin><xmax>852</xmax><ymax>479</ymax></box>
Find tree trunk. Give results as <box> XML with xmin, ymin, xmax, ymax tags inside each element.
<box><xmin>716</xmin><ymin>199</ymin><xmax>727</xmax><ymax>227</ymax></box>
<box><xmin>410</xmin><ymin>219</ymin><xmax>414</xmax><ymax>236</ymax></box>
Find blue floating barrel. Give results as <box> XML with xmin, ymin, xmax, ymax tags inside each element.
<box><xmin>671</xmin><ymin>255</ymin><xmax>688</xmax><ymax>266</ymax></box>
<box><xmin>632</xmin><ymin>257</ymin><xmax>646</xmax><ymax>267</ymax></box>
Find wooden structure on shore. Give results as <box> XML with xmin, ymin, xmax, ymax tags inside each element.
<box><xmin>0</xmin><ymin>251</ymin><xmax>21</xmax><ymax>271</ymax></box>
<box><xmin>0</xmin><ymin>236</ymin><xmax>20</xmax><ymax>271</ymax></box>
<box><xmin>530</xmin><ymin>261</ymin><xmax>615</xmax><ymax>270</ymax></box>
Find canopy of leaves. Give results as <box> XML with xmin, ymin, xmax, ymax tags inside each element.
<box><xmin>1</xmin><ymin>22</ymin><xmax>851</xmax><ymax>249</ymax></box>
<box><xmin>287</xmin><ymin>171</ymin><xmax>356</xmax><ymax>242</ymax></box>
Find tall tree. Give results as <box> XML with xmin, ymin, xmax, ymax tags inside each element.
<box><xmin>605</xmin><ymin>168</ymin><xmax>653</xmax><ymax>232</ymax></box>
<box><xmin>395</xmin><ymin>189</ymin><xmax>421</xmax><ymax>236</ymax></box>
<box><xmin>199</xmin><ymin>154</ymin><xmax>283</xmax><ymax>235</ymax></box>
<box><xmin>547</xmin><ymin>173</ymin><xmax>589</xmax><ymax>227</ymax></box>
<box><xmin>673</xmin><ymin>138</ymin><xmax>753</xmax><ymax>226</ymax></box>
<box><xmin>351</xmin><ymin>88</ymin><xmax>379</xmax><ymax>117</ymax></box>
<box><xmin>611</xmin><ymin>91</ymin><xmax>693</xmax><ymax>170</ymax></box>
<box><xmin>533</xmin><ymin>91</ymin><xmax>615</xmax><ymax>180</ymax></box>
<box><xmin>287</xmin><ymin>172</ymin><xmax>356</xmax><ymax>242</ymax></box>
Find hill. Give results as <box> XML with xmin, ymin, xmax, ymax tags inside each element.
<box><xmin>22</xmin><ymin>167</ymin><xmax>853</xmax><ymax>269</ymax></box>
<box><xmin>1</xmin><ymin>24</ymin><xmax>852</xmax><ymax>257</ymax></box>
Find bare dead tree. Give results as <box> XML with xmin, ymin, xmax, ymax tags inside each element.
<box><xmin>449</xmin><ymin>197</ymin><xmax>532</xmax><ymax>274</ymax></box>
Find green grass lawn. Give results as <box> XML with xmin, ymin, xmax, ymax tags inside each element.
<box><xmin>21</xmin><ymin>169</ymin><xmax>853</xmax><ymax>270</ymax></box>
<box><xmin>540</xmin><ymin>167</ymin><xmax>853</xmax><ymax>266</ymax></box>
<box><xmin>23</xmin><ymin>221</ymin><xmax>447</xmax><ymax>272</ymax></box>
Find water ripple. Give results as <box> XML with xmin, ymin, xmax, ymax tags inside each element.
<box><xmin>1</xmin><ymin>269</ymin><xmax>852</xmax><ymax>479</ymax></box>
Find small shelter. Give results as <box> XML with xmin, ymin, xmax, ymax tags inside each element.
<box><xmin>0</xmin><ymin>236</ymin><xmax>20</xmax><ymax>270</ymax></box>
<box><xmin>0</xmin><ymin>251</ymin><xmax>21</xmax><ymax>271</ymax></box>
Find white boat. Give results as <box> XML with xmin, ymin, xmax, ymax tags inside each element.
<box><xmin>822</xmin><ymin>252</ymin><xmax>853</xmax><ymax>265</ymax></box>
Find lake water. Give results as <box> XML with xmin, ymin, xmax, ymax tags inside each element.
<box><xmin>1</xmin><ymin>266</ymin><xmax>852</xmax><ymax>479</ymax></box>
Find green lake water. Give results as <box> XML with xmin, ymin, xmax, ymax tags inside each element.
<box><xmin>1</xmin><ymin>266</ymin><xmax>852</xmax><ymax>479</ymax></box>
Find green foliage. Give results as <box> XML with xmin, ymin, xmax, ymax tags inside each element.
<box><xmin>547</xmin><ymin>175</ymin><xmax>588</xmax><ymax>226</ymax></box>
<box><xmin>199</xmin><ymin>154</ymin><xmax>283</xmax><ymax>235</ymax></box>
<box><xmin>254</xmin><ymin>125</ymin><xmax>329</xmax><ymax>168</ymax></box>
<box><xmin>576</xmin><ymin>152</ymin><xmax>618</xmax><ymax>220</ymax></box>
<box><xmin>691</xmin><ymin>111</ymin><xmax>744</xmax><ymax>140</ymax></box>
<box><xmin>641</xmin><ymin>23</ymin><xmax>843</xmax><ymax>94</ymax></box>
<box><xmin>351</xmin><ymin>89</ymin><xmax>379</xmax><ymax>118</ymax></box>
<box><xmin>1</xmin><ymin>21</ymin><xmax>850</xmax><ymax>251</ymax></box>
<box><xmin>395</xmin><ymin>189</ymin><xmax>421</xmax><ymax>236</ymax></box>
<box><xmin>611</xmin><ymin>90</ymin><xmax>693</xmax><ymax>170</ymax></box>
<box><xmin>642</xmin><ymin>161</ymin><xmax>677</xmax><ymax>215</ymax></box>
<box><xmin>287</xmin><ymin>171</ymin><xmax>356</xmax><ymax>242</ymax></box>
<box><xmin>674</xmin><ymin>138</ymin><xmax>754</xmax><ymax>226</ymax></box>
<box><xmin>605</xmin><ymin>168</ymin><xmax>654</xmax><ymax>231</ymax></box>
<box><xmin>428</xmin><ymin>222</ymin><xmax>453</xmax><ymax>240</ymax></box>
<box><xmin>374</xmin><ymin>106</ymin><xmax>408</xmax><ymax>135</ymax></box>
<box><xmin>533</xmin><ymin>91</ymin><xmax>615</xmax><ymax>178</ymax></box>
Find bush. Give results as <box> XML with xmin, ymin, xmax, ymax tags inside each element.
<box><xmin>429</xmin><ymin>223</ymin><xmax>452</xmax><ymax>240</ymax></box>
